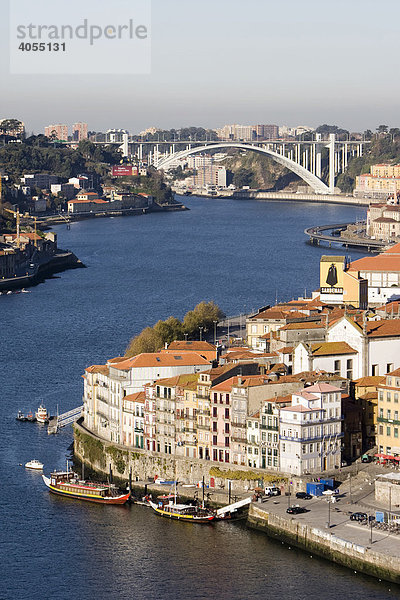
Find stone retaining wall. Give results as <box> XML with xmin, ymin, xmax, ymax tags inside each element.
<box><xmin>248</xmin><ymin>504</ymin><xmax>400</xmax><ymax>584</ymax></box>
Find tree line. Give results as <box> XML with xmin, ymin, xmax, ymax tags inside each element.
<box><xmin>125</xmin><ymin>301</ymin><xmax>225</xmax><ymax>357</ymax></box>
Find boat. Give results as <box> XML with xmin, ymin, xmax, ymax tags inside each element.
<box><xmin>16</xmin><ymin>411</ymin><xmax>28</xmax><ymax>422</ymax></box>
<box><xmin>42</xmin><ymin>469</ymin><xmax>130</xmax><ymax>504</ymax></box>
<box><xmin>35</xmin><ymin>405</ymin><xmax>49</xmax><ymax>423</ymax></box>
<box><xmin>26</xmin><ymin>412</ymin><xmax>36</xmax><ymax>422</ymax></box>
<box><xmin>25</xmin><ymin>459</ymin><xmax>44</xmax><ymax>470</ymax></box>
<box><xmin>148</xmin><ymin>494</ymin><xmax>216</xmax><ymax>523</ymax></box>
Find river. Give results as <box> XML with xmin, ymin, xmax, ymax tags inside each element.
<box><xmin>1</xmin><ymin>197</ymin><xmax>395</xmax><ymax>599</ymax></box>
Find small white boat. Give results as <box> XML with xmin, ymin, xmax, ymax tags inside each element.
<box><xmin>36</xmin><ymin>405</ymin><xmax>49</xmax><ymax>423</ymax></box>
<box><xmin>25</xmin><ymin>459</ymin><xmax>44</xmax><ymax>470</ymax></box>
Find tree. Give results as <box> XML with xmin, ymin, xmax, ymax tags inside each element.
<box><xmin>376</xmin><ymin>125</ymin><xmax>388</xmax><ymax>134</ymax></box>
<box><xmin>153</xmin><ymin>317</ymin><xmax>184</xmax><ymax>345</ymax></box>
<box><xmin>183</xmin><ymin>301</ymin><xmax>225</xmax><ymax>337</ymax></box>
<box><xmin>125</xmin><ymin>327</ymin><xmax>163</xmax><ymax>357</ymax></box>
<box><xmin>0</xmin><ymin>119</ymin><xmax>23</xmax><ymax>137</ymax></box>
<box><xmin>233</xmin><ymin>167</ymin><xmax>254</xmax><ymax>188</ymax></box>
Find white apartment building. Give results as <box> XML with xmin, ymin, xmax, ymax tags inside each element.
<box><xmin>83</xmin><ymin>352</ymin><xmax>212</xmax><ymax>445</ymax></box>
<box><xmin>279</xmin><ymin>383</ymin><xmax>343</xmax><ymax>475</ymax></box>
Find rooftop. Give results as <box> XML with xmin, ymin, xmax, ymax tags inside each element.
<box><xmin>310</xmin><ymin>341</ymin><xmax>357</xmax><ymax>356</ymax></box>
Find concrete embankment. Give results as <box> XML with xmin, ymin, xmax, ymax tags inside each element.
<box><xmin>234</xmin><ymin>191</ymin><xmax>369</xmax><ymax>206</ymax></box>
<box><xmin>248</xmin><ymin>503</ymin><xmax>400</xmax><ymax>584</ymax></box>
<box><xmin>0</xmin><ymin>250</ymin><xmax>84</xmax><ymax>292</ymax></box>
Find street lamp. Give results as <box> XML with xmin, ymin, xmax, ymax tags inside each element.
<box><xmin>199</xmin><ymin>326</ymin><xmax>204</xmax><ymax>341</ymax></box>
<box><xmin>213</xmin><ymin>320</ymin><xmax>217</xmax><ymax>345</ymax></box>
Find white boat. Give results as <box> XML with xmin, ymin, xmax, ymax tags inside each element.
<box><xmin>25</xmin><ymin>459</ymin><xmax>44</xmax><ymax>470</ymax></box>
<box><xmin>35</xmin><ymin>404</ymin><xmax>49</xmax><ymax>423</ymax></box>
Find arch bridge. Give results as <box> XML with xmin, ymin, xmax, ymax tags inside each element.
<box><xmin>139</xmin><ymin>134</ymin><xmax>365</xmax><ymax>195</ymax></box>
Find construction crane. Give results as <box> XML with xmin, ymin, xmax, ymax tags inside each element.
<box><xmin>2</xmin><ymin>206</ymin><xmax>21</xmax><ymax>248</ymax></box>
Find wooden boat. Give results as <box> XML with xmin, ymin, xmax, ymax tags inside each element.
<box><xmin>148</xmin><ymin>494</ymin><xmax>215</xmax><ymax>523</ymax></box>
<box><xmin>42</xmin><ymin>470</ymin><xmax>130</xmax><ymax>504</ymax></box>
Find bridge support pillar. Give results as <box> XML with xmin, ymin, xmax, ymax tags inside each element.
<box><xmin>329</xmin><ymin>133</ymin><xmax>336</xmax><ymax>193</ymax></box>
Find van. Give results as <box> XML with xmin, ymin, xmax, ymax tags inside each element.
<box><xmin>264</xmin><ymin>486</ymin><xmax>281</xmax><ymax>497</ymax></box>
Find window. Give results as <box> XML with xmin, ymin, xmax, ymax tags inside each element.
<box><xmin>387</xmin><ymin>392</ymin><xmax>392</xmax><ymax>403</ymax></box>
<box><xmin>379</xmin><ymin>408</ymin><xmax>384</xmax><ymax>418</ymax></box>
<box><xmin>379</xmin><ymin>425</ymin><xmax>384</xmax><ymax>435</ymax></box>
<box><xmin>346</xmin><ymin>359</ymin><xmax>353</xmax><ymax>380</ymax></box>
<box><xmin>213</xmin><ymin>449</ymin><xmax>217</xmax><ymax>461</ymax></box>
<box><xmin>226</xmin><ymin>394</ymin><xmax>230</xmax><ymax>404</ymax></box>
<box><xmin>387</xmin><ymin>364</ymin><xmax>394</xmax><ymax>374</ymax></box>
<box><xmin>225</xmin><ymin>423</ymin><xmax>230</xmax><ymax>434</ymax></box>
<box><xmin>379</xmin><ymin>391</ymin><xmax>384</xmax><ymax>401</ymax></box>
<box><xmin>372</xmin><ymin>364</ymin><xmax>379</xmax><ymax>376</ymax></box>
<box><xmin>225</xmin><ymin>437</ymin><xmax>230</xmax><ymax>447</ymax></box>
<box><xmin>213</xmin><ymin>435</ymin><xmax>217</xmax><ymax>445</ymax></box>
<box><xmin>387</xmin><ymin>427</ymin><xmax>391</xmax><ymax>436</ymax></box>
<box><xmin>225</xmin><ymin>408</ymin><xmax>230</xmax><ymax>419</ymax></box>
<box><xmin>213</xmin><ymin>407</ymin><xmax>217</xmax><ymax>417</ymax></box>
<box><xmin>334</xmin><ymin>360</ymin><xmax>340</xmax><ymax>375</ymax></box>
<box><xmin>212</xmin><ymin>422</ymin><xmax>217</xmax><ymax>432</ymax></box>
<box><xmin>395</xmin><ymin>428</ymin><xmax>399</xmax><ymax>439</ymax></box>
<box><xmin>395</xmin><ymin>393</ymin><xmax>399</xmax><ymax>404</ymax></box>
<box><xmin>387</xmin><ymin>410</ymin><xmax>391</xmax><ymax>420</ymax></box>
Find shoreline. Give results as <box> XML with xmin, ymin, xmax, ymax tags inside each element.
<box><xmin>0</xmin><ymin>249</ymin><xmax>85</xmax><ymax>292</ymax></box>
<box><xmin>175</xmin><ymin>190</ymin><xmax>369</xmax><ymax>206</ymax></box>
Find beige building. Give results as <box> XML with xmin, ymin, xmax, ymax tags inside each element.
<box><xmin>355</xmin><ymin>164</ymin><xmax>400</xmax><ymax>199</ymax></box>
<box><xmin>377</xmin><ymin>368</ymin><xmax>400</xmax><ymax>456</ymax></box>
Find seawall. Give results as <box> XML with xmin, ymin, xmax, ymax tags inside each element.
<box><xmin>73</xmin><ymin>421</ymin><xmax>285</xmax><ymax>496</ymax></box>
<box><xmin>248</xmin><ymin>503</ymin><xmax>400</xmax><ymax>584</ymax></box>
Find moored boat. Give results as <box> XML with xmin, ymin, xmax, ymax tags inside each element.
<box><xmin>16</xmin><ymin>411</ymin><xmax>27</xmax><ymax>422</ymax></box>
<box><xmin>35</xmin><ymin>405</ymin><xmax>49</xmax><ymax>423</ymax></box>
<box><xmin>42</xmin><ymin>470</ymin><xmax>130</xmax><ymax>504</ymax></box>
<box><xmin>25</xmin><ymin>459</ymin><xmax>44</xmax><ymax>470</ymax></box>
<box><xmin>148</xmin><ymin>494</ymin><xmax>215</xmax><ymax>523</ymax></box>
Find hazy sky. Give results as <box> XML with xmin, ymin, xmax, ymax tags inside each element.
<box><xmin>1</xmin><ymin>0</ymin><xmax>399</xmax><ymax>134</ymax></box>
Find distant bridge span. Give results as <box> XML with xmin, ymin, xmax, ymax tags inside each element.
<box><xmin>156</xmin><ymin>142</ymin><xmax>331</xmax><ymax>194</ymax></box>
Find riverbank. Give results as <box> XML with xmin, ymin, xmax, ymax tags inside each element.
<box><xmin>36</xmin><ymin>201</ymin><xmax>188</xmax><ymax>228</ymax></box>
<box><xmin>0</xmin><ymin>249</ymin><xmax>84</xmax><ymax>292</ymax></box>
<box><xmin>176</xmin><ymin>190</ymin><xmax>369</xmax><ymax>206</ymax></box>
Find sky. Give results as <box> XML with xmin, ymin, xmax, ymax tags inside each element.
<box><xmin>0</xmin><ymin>0</ymin><xmax>399</xmax><ymax>134</ymax></box>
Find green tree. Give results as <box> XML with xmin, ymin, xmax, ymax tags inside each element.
<box><xmin>183</xmin><ymin>301</ymin><xmax>225</xmax><ymax>336</ymax></box>
<box><xmin>125</xmin><ymin>327</ymin><xmax>163</xmax><ymax>357</ymax></box>
<box><xmin>233</xmin><ymin>167</ymin><xmax>254</xmax><ymax>188</ymax></box>
<box><xmin>376</xmin><ymin>125</ymin><xmax>388</xmax><ymax>134</ymax></box>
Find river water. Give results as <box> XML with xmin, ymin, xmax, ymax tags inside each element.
<box><xmin>1</xmin><ymin>197</ymin><xmax>396</xmax><ymax>599</ymax></box>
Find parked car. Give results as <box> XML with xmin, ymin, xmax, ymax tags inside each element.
<box><xmin>361</xmin><ymin>454</ymin><xmax>372</xmax><ymax>463</ymax></box>
<box><xmin>296</xmin><ymin>492</ymin><xmax>312</xmax><ymax>500</ymax></box>
<box><xmin>287</xmin><ymin>505</ymin><xmax>307</xmax><ymax>514</ymax></box>
<box><xmin>350</xmin><ymin>512</ymin><xmax>368</xmax><ymax>522</ymax></box>
<box><xmin>265</xmin><ymin>486</ymin><xmax>281</xmax><ymax>497</ymax></box>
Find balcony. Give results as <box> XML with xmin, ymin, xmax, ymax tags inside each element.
<box><xmin>197</xmin><ymin>423</ymin><xmax>210</xmax><ymax>431</ymax></box>
<box><xmin>232</xmin><ymin>422</ymin><xmax>246</xmax><ymax>429</ymax></box>
<box><xmin>198</xmin><ymin>409</ymin><xmax>211</xmax><ymax>416</ymax></box>
<box><xmin>378</xmin><ymin>417</ymin><xmax>400</xmax><ymax>425</ymax></box>
<box><xmin>280</xmin><ymin>432</ymin><xmax>344</xmax><ymax>443</ymax></box>
<box><xmin>231</xmin><ymin>435</ymin><xmax>246</xmax><ymax>443</ymax></box>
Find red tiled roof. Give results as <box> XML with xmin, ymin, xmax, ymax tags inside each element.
<box><xmin>113</xmin><ymin>352</ymin><xmax>210</xmax><ymax>370</ymax></box>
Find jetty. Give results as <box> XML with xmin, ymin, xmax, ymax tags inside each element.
<box><xmin>48</xmin><ymin>405</ymin><xmax>83</xmax><ymax>434</ymax></box>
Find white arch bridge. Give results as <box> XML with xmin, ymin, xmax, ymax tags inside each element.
<box><xmin>142</xmin><ymin>134</ymin><xmax>365</xmax><ymax>195</ymax></box>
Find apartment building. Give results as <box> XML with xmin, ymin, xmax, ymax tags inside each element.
<box><xmin>377</xmin><ymin>368</ymin><xmax>400</xmax><ymax>456</ymax></box>
<box><xmin>279</xmin><ymin>383</ymin><xmax>343</xmax><ymax>475</ymax></box>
